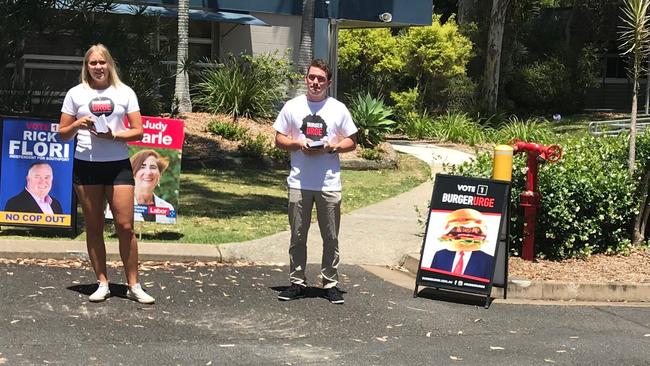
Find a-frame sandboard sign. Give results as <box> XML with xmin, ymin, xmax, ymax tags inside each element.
<box><xmin>414</xmin><ymin>174</ymin><xmax>510</xmax><ymax>308</ymax></box>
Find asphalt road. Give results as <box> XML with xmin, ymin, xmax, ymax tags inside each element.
<box><xmin>1</xmin><ymin>262</ymin><xmax>649</xmax><ymax>365</ymax></box>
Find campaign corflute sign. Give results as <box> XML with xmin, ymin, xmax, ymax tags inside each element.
<box><xmin>0</xmin><ymin>118</ymin><xmax>75</xmax><ymax>227</ymax></box>
<box><xmin>105</xmin><ymin>116</ymin><xmax>184</xmax><ymax>224</ymax></box>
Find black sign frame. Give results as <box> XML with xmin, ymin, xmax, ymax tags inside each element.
<box><xmin>414</xmin><ymin>174</ymin><xmax>511</xmax><ymax>308</ymax></box>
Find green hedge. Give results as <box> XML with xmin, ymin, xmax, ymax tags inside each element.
<box><xmin>452</xmin><ymin>132</ymin><xmax>650</xmax><ymax>259</ymax></box>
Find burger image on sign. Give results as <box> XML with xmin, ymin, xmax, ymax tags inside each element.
<box><xmin>430</xmin><ymin>208</ymin><xmax>494</xmax><ymax>280</ymax></box>
<box><xmin>439</xmin><ymin>208</ymin><xmax>487</xmax><ymax>252</ymax></box>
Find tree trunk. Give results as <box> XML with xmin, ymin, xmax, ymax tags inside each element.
<box><xmin>633</xmin><ymin>169</ymin><xmax>650</xmax><ymax>245</ymax></box>
<box><xmin>292</xmin><ymin>0</ymin><xmax>315</xmax><ymax>97</ymax></box>
<box><xmin>457</xmin><ymin>0</ymin><xmax>478</xmax><ymax>24</ymax></box>
<box><xmin>629</xmin><ymin>80</ymin><xmax>638</xmax><ymax>175</ymax></box>
<box><xmin>482</xmin><ymin>0</ymin><xmax>510</xmax><ymax>114</ymax></box>
<box><xmin>174</xmin><ymin>0</ymin><xmax>192</xmax><ymax>113</ymax></box>
<box><xmin>564</xmin><ymin>3</ymin><xmax>576</xmax><ymax>50</ymax></box>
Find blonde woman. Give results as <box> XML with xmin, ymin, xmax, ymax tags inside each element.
<box><xmin>58</xmin><ymin>44</ymin><xmax>155</xmax><ymax>304</ymax></box>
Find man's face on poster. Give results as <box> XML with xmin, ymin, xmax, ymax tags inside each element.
<box><xmin>26</xmin><ymin>164</ymin><xmax>53</xmax><ymax>199</ymax></box>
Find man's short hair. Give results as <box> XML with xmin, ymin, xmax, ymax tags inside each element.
<box><xmin>28</xmin><ymin>162</ymin><xmax>52</xmax><ymax>176</ymax></box>
<box><xmin>308</xmin><ymin>59</ymin><xmax>332</xmax><ymax>81</ymax></box>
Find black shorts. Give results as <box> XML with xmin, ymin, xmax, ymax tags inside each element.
<box><xmin>73</xmin><ymin>158</ymin><xmax>135</xmax><ymax>186</ymax></box>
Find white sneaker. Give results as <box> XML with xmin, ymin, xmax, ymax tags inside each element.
<box><xmin>89</xmin><ymin>282</ymin><xmax>110</xmax><ymax>302</ymax></box>
<box><xmin>127</xmin><ymin>283</ymin><xmax>155</xmax><ymax>304</ymax></box>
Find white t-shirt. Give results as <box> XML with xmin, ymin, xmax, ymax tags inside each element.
<box><xmin>61</xmin><ymin>83</ymin><xmax>140</xmax><ymax>162</ymax></box>
<box><xmin>273</xmin><ymin>95</ymin><xmax>358</xmax><ymax>191</ymax></box>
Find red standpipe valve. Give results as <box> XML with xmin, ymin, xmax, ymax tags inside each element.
<box><xmin>511</xmin><ymin>140</ymin><xmax>562</xmax><ymax>261</ymax></box>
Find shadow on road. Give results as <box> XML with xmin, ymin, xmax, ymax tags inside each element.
<box><xmin>416</xmin><ymin>287</ymin><xmax>491</xmax><ymax>308</ymax></box>
<box><xmin>67</xmin><ymin>282</ymin><xmax>130</xmax><ymax>299</ymax></box>
<box><xmin>271</xmin><ymin>285</ymin><xmax>348</xmax><ymax>301</ymax></box>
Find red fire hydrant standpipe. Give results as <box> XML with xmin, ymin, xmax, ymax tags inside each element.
<box><xmin>512</xmin><ymin>140</ymin><xmax>563</xmax><ymax>261</ymax></box>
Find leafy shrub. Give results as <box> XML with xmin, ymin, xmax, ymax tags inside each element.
<box><xmin>266</xmin><ymin>145</ymin><xmax>290</xmax><ymax>165</ymax></box>
<box><xmin>399</xmin><ymin>111</ymin><xmax>434</xmax><ymax>140</ymax></box>
<box><xmin>440</xmin><ymin>74</ymin><xmax>478</xmax><ymax>113</ymax></box>
<box><xmin>194</xmin><ymin>52</ymin><xmax>297</xmax><ymax>120</ymax></box>
<box><xmin>239</xmin><ymin>134</ymin><xmax>270</xmax><ymax>158</ymax></box>
<box><xmin>452</xmin><ymin>133</ymin><xmax>641</xmax><ymax>259</ymax></box>
<box><xmin>349</xmin><ymin>93</ymin><xmax>396</xmax><ymax>147</ymax></box>
<box><xmin>338</xmin><ymin>15</ymin><xmax>472</xmax><ymax>112</ymax></box>
<box><xmin>361</xmin><ymin>146</ymin><xmax>384</xmax><ymax>161</ymax></box>
<box><xmin>491</xmin><ymin>116</ymin><xmax>555</xmax><ymax>145</ymax></box>
<box><xmin>0</xmin><ymin>75</ymin><xmax>58</xmax><ymax>117</ymax></box>
<box><xmin>399</xmin><ymin>15</ymin><xmax>473</xmax><ymax>111</ymax></box>
<box><xmin>207</xmin><ymin>120</ymin><xmax>248</xmax><ymax>140</ymax></box>
<box><xmin>507</xmin><ymin>57</ymin><xmax>572</xmax><ymax>113</ymax></box>
<box><xmin>390</xmin><ymin>88</ymin><xmax>420</xmax><ymax>120</ymax></box>
<box><xmin>338</xmin><ymin>28</ymin><xmax>402</xmax><ymax>96</ymax></box>
<box><xmin>576</xmin><ymin>44</ymin><xmax>602</xmax><ymax>92</ymax></box>
<box><xmin>429</xmin><ymin>112</ymin><xmax>488</xmax><ymax>146</ymax></box>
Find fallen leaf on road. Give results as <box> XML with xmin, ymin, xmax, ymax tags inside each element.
<box><xmin>406</xmin><ymin>306</ymin><xmax>426</xmax><ymax>312</ymax></box>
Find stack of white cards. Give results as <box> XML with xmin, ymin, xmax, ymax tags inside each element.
<box><xmin>94</xmin><ymin>114</ymin><xmax>109</xmax><ymax>133</ymax></box>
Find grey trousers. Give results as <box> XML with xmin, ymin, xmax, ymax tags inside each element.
<box><xmin>287</xmin><ymin>188</ymin><xmax>341</xmax><ymax>289</ymax></box>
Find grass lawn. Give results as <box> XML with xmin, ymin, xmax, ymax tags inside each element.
<box><xmin>0</xmin><ymin>154</ymin><xmax>430</xmax><ymax>244</ymax></box>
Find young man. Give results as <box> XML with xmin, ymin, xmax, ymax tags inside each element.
<box><xmin>273</xmin><ymin>59</ymin><xmax>358</xmax><ymax>304</ymax></box>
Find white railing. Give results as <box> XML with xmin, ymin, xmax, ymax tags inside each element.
<box><xmin>588</xmin><ymin>116</ymin><xmax>650</xmax><ymax>136</ymax></box>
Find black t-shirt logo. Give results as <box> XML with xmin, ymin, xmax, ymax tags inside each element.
<box><xmin>300</xmin><ymin>114</ymin><xmax>328</xmax><ymax>141</ymax></box>
<box><xmin>89</xmin><ymin>97</ymin><xmax>115</xmax><ymax>117</ymax></box>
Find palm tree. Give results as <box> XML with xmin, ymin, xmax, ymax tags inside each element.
<box><xmin>292</xmin><ymin>0</ymin><xmax>315</xmax><ymax>97</ymax></box>
<box><xmin>620</xmin><ymin>0</ymin><xmax>650</xmax><ymax>244</ymax></box>
<box><xmin>619</xmin><ymin>0</ymin><xmax>650</xmax><ymax>174</ymax></box>
<box><xmin>174</xmin><ymin>0</ymin><xmax>192</xmax><ymax>113</ymax></box>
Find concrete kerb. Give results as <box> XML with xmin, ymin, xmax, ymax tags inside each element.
<box><xmin>0</xmin><ymin>239</ymin><xmax>224</xmax><ymax>263</ymax></box>
<box><xmin>401</xmin><ymin>252</ymin><xmax>650</xmax><ymax>303</ymax></box>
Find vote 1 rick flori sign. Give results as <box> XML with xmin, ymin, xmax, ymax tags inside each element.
<box><xmin>0</xmin><ymin>118</ymin><xmax>75</xmax><ymax>228</ymax></box>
